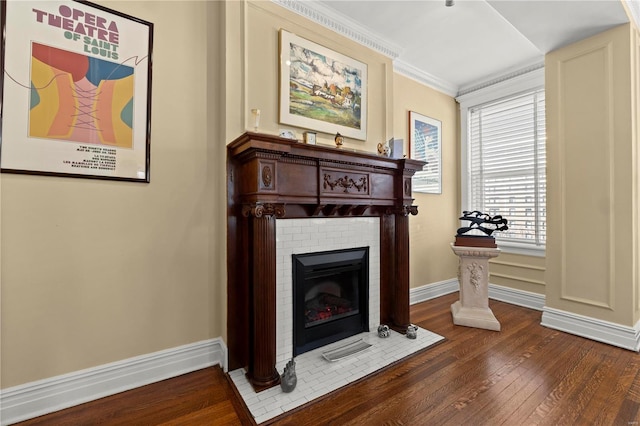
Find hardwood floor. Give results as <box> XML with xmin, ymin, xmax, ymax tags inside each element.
<box><xmin>16</xmin><ymin>293</ymin><xmax>640</xmax><ymax>425</ymax></box>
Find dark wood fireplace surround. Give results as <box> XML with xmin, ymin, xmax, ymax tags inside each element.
<box><xmin>227</xmin><ymin>132</ymin><xmax>425</xmax><ymax>391</ymax></box>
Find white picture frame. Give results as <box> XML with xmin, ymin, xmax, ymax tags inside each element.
<box><xmin>304</xmin><ymin>132</ymin><xmax>317</xmax><ymax>145</ymax></box>
<box><xmin>409</xmin><ymin>111</ymin><xmax>442</xmax><ymax>194</ymax></box>
<box><xmin>279</xmin><ymin>29</ymin><xmax>367</xmax><ymax>140</ymax></box>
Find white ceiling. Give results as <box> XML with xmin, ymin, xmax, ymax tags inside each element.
<box><xmin>276</xmin><ymin>0</ymin><xmax>635</xmax><ymax>96</ymax></box>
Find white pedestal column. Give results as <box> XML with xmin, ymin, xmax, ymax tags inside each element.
<box><xmin>450</xmin><ymin>244</ymin><xmax>501</xmax><ymax>331</ymax></box>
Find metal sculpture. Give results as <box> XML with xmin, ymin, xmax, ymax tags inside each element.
<box><xmin>406</xmin><ymin>324</ymin><xmax>418</xmax><ymax>339</ymax></box>
<box><xmin>377</xmin><ymin>324</ymin><xmax>390</xmax><ymax>338</ymax></box>
<box><xmin>280</xmin><ymin>358</ymin><xmax>297</xmax><ymax>393</ymax></box>
<box><xmin>456</xmin><ymin>210</ymin><xmax>508</xmax><ymax>237</ymax></box>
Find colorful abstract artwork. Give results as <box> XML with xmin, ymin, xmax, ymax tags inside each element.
<box><xmin>30</xmin><ymin>43</ymin><xmax>134</xmax><ymax>148</ymax></box>
<box><xmin>287</xmin><ymin>41</ymin><xmax>362</xmax><ymax>131</ymax></box>
<box><xmin>280</xmin><ymin>30</ymin><xmax>367</xmax><ymax>140</ymax></box>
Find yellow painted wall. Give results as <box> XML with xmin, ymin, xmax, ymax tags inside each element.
<box><xmin>208</xmin><ymin>1</ymin><xmax>228</xmax><ymax>352</ymax></box>
<box><xmin>546</xmin><ymin>23</ymin><xmax>637</xmax><ymax>326</ymax></box>
<box><xmin>489</xmin><ymin>253</ymin><xmax>546</xmax><ymax>295</ymax></box>
<box><xmin>393</xmin><ymin>74</ymin><xmax>459</xmax><ymax>286</ymax></box>
<box><xmin>0</xmin><ymin>1</ymin><xmax>225</xmax><ymax>388</ymax></box>
<box><xmin>635</xmin><ymin>26</ymin><xmax>640</xmax><ymax>325</ymax></box>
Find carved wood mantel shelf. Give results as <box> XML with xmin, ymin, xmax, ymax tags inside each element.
<box><xmin>227</xmin><ymin>132</ymin><xmax>425</xmax><ymax>391</ymax></box>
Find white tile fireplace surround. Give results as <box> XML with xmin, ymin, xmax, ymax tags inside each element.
<box><xmin>275</xmin><ymin>217</ymin><xmax>381</xmax><ymax>365</ymax></box>
<box><xmin>229</xmin><ymin>217</ymin><xmax>446</xmax><ymax>423</ymax></box>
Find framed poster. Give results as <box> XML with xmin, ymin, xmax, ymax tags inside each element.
<box><xmin>409</xmin><ymin>111</ymin><xmax>441</xmax><ymax>194</ymax></box>
<box><xmin>279</xmin><ymin>29</ymin><xmax>367</xmax><ymax>141</ymax></box>
<box><xmin>0</xmin><ymin>0</ymin><xmax>153</xmax><ymax>182</ymax></box>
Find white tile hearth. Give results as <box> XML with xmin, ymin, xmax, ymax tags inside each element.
<box><xmin>275</xmin><ymin>217</ymin><xmax>381</xmax><ymax>366</ymax></box>
<box><xmin>229</xmin><ymin>326</ymin><xmax>444</xmax><ymax>424</ymax></box>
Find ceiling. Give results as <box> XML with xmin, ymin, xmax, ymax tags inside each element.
<box><xmin>278</xmin><ymin>0</ymin><xmax>635</xmax><ymax>96</ymax></box>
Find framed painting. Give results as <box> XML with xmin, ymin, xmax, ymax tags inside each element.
<box><xmin>0</xmin><ymin>0</ymin><xmax>153</xmax><ymax>182</ymax></box>
<box><xmin>279</xmin><ymin>29</ymin><xmax>367</xmax><ymax>140</ymax></box>
<box><xmin>409</xmin><ymin>111</ymin><xmax>442</xmax><ymax>194</ymax></box>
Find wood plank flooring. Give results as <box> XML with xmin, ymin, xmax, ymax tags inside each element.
<box><xmin>16</xmin><ymin>293</ymin><xmax>640</xmax><ymax>425</ymax></box>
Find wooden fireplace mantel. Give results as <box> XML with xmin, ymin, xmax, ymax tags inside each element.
<box><xmin>227</xmin><ymin>132</ymin><xmax>425</xmax><ymax>391</ymax></box>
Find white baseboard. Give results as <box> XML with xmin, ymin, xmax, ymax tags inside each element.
<box><xmin>488</xmin><ymin>283</ymin><xmax>546</xmax><ymax>311</ymax></box>
<box><xmin>0</xmin><ymin>337</ymin><xmax>228</xmax><ymax>426</ymax></box>
<box><xmin>541</xmin><ymin>307</ymin><xmax>640</xmax><ymax>352</ymax></box>
<box><xmin>410</xmin><ymin>279</ymin><xmax>546</xmax><ymax>312</ymax></box>
<box><xmin>410</xmin><ymin>278</ymin><xmax>459</xmax><ymax>305</ymax></box>
<box><xmin>5</xmin><ymin>288</ymin><xmax>637</xmax><ymax>424</ymax></box>
<box><xmin>412</xmin><ymin>279</ymin><xmax>639</xmax><ymax>352</ymax></box>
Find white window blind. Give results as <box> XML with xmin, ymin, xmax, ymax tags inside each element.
<box><xmin>468</xmin><ymin>89</ymin><xmax>546</xmax><ymax>247</ymax></box>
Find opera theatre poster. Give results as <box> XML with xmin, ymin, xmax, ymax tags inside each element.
<box><xmin>0</xmin><ymin>1</ymin><xmax>153</xmax><ymax>182</ymax></box>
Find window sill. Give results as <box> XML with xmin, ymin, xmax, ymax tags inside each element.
<box><xmin>496</xmin><ymin>241</ymin><xmax>545</xmax><ymax>257</ymax></box>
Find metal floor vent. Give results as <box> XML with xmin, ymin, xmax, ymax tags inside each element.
<box><xmin>321</xmin><ymin>338</ymin><xmax>372</xmax><ymax>362</ymax></box>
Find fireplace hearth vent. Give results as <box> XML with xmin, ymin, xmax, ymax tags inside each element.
<box><xmin>321</xmin><ymin>338</ymin><xmax>372</xmax><ymax>362</ymax></box>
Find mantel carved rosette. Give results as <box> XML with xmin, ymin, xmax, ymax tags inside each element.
<box><xmin>242</xmin><ymin>203</ymin><xmax>286</xmax><ymax>218</ymax></box>
<box><xmin>385</xmin><ymin>205</ymin><xmax>419</xmax><ymax>217</ymax></box>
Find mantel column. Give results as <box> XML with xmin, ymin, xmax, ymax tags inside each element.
<box><xmin>381</xmin><ymin>205</ymin><xmax>419</xmax><ymax>333</ymax></box>
<box><xmin>243</xmin><ymin>203</ymin><xmax>285</xmax><ymax>391</ymax></box>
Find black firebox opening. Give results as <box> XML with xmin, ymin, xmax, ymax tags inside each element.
<box><xmin>292</xmin><ymin>247</ymin><xmax>369</xmax><ymax>356</ymax></box>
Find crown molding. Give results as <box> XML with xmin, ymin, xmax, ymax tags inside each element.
<box><xmin>456</xmin><ymin>66</ymin><xmax>544</xmax><ymax>109</ymax></box>
<box><xmin>457</xmin><ymin>60</ymin><xmax>545</xmax><ymax>97</ymax></box>
<box><xmin>623</xmin><ymin>0</ymin><xmax>640</xmax><ymax>30</ymax></box>
<box><xmin>272</xmin><ymin>0</ymin><xmax>403</xmax><ymax>59</ymax></box>
<box><xmin>271</xmin><ymin>0</ymin><xmax>459</xmax><ymax>96</ymax></box>
<box><xmin>271</xmin><ymin>1</ymin><xmax>548</xmax><ymax>99</ymax></box>
<box><xmin>393</xmin><ymin>59</ymin><xmax>458</xmax><ymax>97</ymax></box>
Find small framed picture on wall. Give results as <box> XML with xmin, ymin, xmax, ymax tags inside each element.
<box><xmin>409</xmin><ymin>111</ymin><xmax>442</xmax><ymax>194</ymax></box>
<box><xmin>304</xmin><ymin>132</ymin><xmax>317</xmax><ymax>144</ymax></box>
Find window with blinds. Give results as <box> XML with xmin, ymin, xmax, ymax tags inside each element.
<box><xmin>468</xmin><ymin>89</ymin><xmax>546</xmax><ymax>247</ymax></box>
